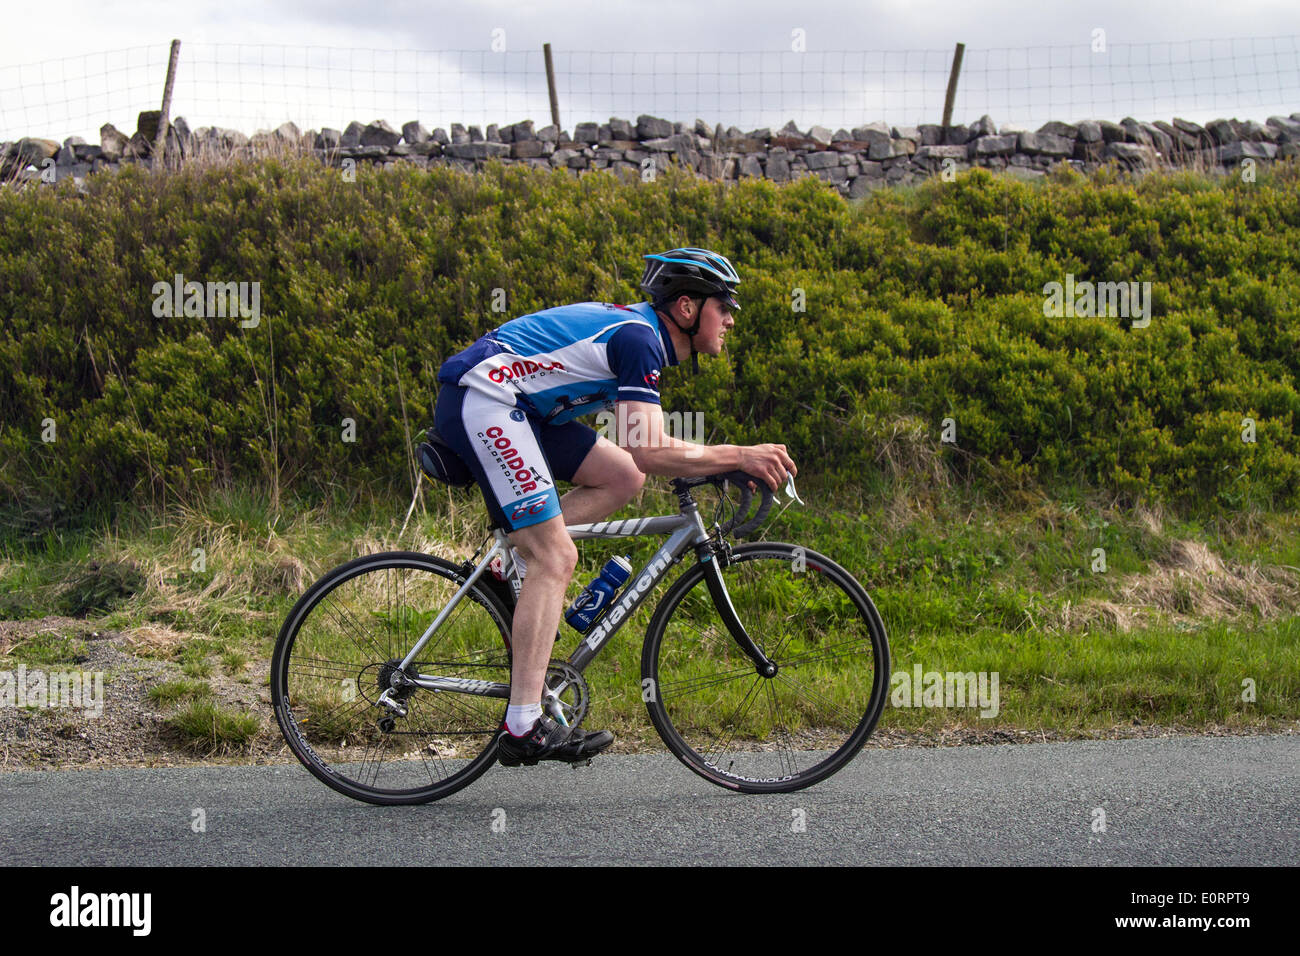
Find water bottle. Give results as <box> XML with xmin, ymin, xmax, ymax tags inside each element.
<box><xmin>565</xmin><ymin>556</ymin><xmax>633</xmax><ymax>633</ymax></box>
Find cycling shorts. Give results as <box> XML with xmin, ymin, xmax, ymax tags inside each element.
<box><xmin>433</xmin><ymin>382</ymin><xmax>599</xmax><ymax>531</ymax></box>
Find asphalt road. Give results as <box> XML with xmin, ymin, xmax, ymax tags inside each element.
<box><xmin>3</xmin><ymin>735</ymin><xmax>1296</xmax><ymax>865</ymax></box>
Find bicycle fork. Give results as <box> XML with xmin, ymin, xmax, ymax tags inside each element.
<box><xmin>697</xmin><ymin>544</ymin><xmax>778</xmax><ymax>677</ymax></box>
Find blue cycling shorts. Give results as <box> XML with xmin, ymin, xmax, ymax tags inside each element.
<box><xmin>434</xmin><ymin>383</ymin><xmax>599</xmax><ymax>531</ymax></box>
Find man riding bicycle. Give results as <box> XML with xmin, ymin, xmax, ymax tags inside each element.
<box><xmin>433</xmin><ymin>247</ymin><xmax>797</xmax><ymax>766</ymax></box>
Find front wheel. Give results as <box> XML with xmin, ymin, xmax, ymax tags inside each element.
<box><xmin>642</xmin><ymin>543</ymin><xmax>889</xmax><ymax>794</ymax></box>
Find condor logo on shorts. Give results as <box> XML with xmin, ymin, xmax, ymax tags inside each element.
<box><xmin>482</xmin><ymin>426</ymin><xmax>538</xmax><ymax>493</ymax></box>
<box><xmin>488</xmin><ymin>359</ymin><xmax>565</xmax><ymax>383</ymax></box>
<box><xmin>643</xmin><ymin>369</ymin><xmax>660</xmax><ymax>387</ymax></box>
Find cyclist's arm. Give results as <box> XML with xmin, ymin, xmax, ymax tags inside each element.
<box><xmin>614</xmin><ymin>400</ymin><xmax>794</xmax><ymax>488</ymax></box>
<box><xmin>614</xmin><ymin>400</ymin><xmax>738</xmax><ymax>475</ymax></box>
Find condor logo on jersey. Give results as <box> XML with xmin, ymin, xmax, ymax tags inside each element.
<box><xmin>488</xmin><ymin>359</ymin><xmax>566</xmax><ymax>383</ymax></box>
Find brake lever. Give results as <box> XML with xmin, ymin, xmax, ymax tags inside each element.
<box><xmin>783</xmin><ymin>472</ymin><xmax>805</xmax><ymax>506</ymax></box>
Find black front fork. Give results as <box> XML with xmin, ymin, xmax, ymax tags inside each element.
<box><xmin>696</xmin><ymin>541</ymin><xmax>778</xmax><ymax>677</ymax></box>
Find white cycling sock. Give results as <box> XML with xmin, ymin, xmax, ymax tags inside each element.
<box><xmin>506</xmin><ymin>703</ymin><xmax>542</xmax><ymax>736</ymax></box>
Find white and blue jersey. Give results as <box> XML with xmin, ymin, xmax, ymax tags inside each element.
<box><xmin>437</xmin><ymin>301</ymin><xmax>680</xmax><ymax>423</ymax></box>
<box><xmin>433</xmin><ymin>301</ymin><xmax>680</xmax><ymax>531</ymax></box>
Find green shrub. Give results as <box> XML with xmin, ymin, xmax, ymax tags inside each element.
<box><xmin>1</xmin><ymin>159</ymin><xmax>1297</xmax><ymax>518</ymax></box>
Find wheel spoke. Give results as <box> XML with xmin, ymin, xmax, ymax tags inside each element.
<box><xmin>772</xmin><ymin>670</ymin><xmax>863</xmax><ymax>729</ymax></box>
<box><xmin>767</xmin><ymin>680</ymin><xmax>802</xmax><ymax>780</ymax></box>
<box><xmin>777</xmin><ymin>635</ymin><xmax>873</xmax><ymax>669</ymax></box>
<box><xmin>290</xmin><ymin>656</ymin><xmax>364</xmax><ymax>680</ymax></box>
<box><xmin>658</xmin><ymin>663</ymin><xmax>760</xmax><ymax>699</ymax></box>
<box><xmin>702</xmin><ymin>674</ymin><xmax>765</xmax><ymax>766</ymax></box>
<box><xmin>315</xmin><ymin>591</ymin><xmax>390</xmax><ymax>667</ymax></box>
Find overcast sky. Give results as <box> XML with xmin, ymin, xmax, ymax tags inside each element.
<box><xmin>3</xmin><ymin>0</ymin><xmax>1299</xmax><ymax>142</ymax></box>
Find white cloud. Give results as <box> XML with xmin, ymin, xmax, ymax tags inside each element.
<box><xmin>3</xmin><ymin>0</ymin><xmax>1298</xmax><ymax>142</ymax></box>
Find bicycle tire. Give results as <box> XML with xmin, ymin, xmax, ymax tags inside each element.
<box><xmin>642</xmin><ymin>542</ymin><xmax>889</xmax><ymax>794</ymax></box>
<box><xmin>271</xmin><ymin>550</ymin><xmax>513</xmax><ymax>805</ymax></box>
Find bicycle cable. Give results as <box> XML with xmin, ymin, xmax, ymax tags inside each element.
<box><xmin>709</xmin><ymin>480</ymin><xmax>741</xmax><ymax>538</ymax></box>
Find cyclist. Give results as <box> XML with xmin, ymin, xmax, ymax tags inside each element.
<box><xmin>433</xmin><ymin>247</ymin><xmax>796</xmax><ymax>766</ymax></box>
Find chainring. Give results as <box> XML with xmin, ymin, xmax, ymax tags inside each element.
<box><xmin>543</xmin><ymin>661</ymin><xmax>590</xmax><ymax>729</ymax></box>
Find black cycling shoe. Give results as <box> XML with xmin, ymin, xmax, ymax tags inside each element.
<box><xmin>497</xmin><ymin>715</ymin><xmax>615</xmax><ymax>767</ymax></box>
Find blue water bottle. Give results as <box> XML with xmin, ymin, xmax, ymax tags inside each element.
<box><xmin>565</xmin><ymin>556</ymin><xmax>633</xmax><ymax>633</ymax></box>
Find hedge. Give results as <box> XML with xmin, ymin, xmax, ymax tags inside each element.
<box><xmin>1</xmin><ymin>158</ymin><xmax>1297</xmax><ymax>520</ymax></box>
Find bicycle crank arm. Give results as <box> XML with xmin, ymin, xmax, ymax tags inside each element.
<box><xmin>700</xmin><ymin>556</ymin><xmax>777</xmax><ymax>676</ymax></box>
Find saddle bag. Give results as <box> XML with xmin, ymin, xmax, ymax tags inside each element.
<box><xmin>416</xmin><ymin>427</ymin><xmax>476</xmax><ymax>488</ymax></box>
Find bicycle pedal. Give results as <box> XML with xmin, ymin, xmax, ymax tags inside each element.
<box><xmin>569</xmin><ymin>758</ymin><xmax>593</xmax><ymax>768</ymax></box>
<box><xmin>497</xmin><ymin>750</ymin><xmax>536</xmax><ymax>767</ymax></box>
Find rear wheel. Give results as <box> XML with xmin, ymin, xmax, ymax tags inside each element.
<box><xmin>642</xmin><ymin>543</ymin><xmax>889</xmax><ymax>793</ymax></box>
<box><xmin>271</xmin><ymin>551</ymin><xmax>513</xmax><ymax>805</ymax></box>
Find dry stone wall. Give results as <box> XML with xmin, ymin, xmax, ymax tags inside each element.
<box><xmin>6</xmin><ymin>108</ymin><xmax>1300</xmax><ymax>191</ymax></box>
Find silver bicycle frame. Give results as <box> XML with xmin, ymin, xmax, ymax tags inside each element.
<box><xmin>377</xmin><ymin>500</ymin><xmax>714</xmax><ymax>711</ymax></box>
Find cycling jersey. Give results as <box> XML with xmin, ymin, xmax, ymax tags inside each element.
<box><xmin>437</xmin><ymin>301</ymin><xmax>680</xmax><ymax>424</ymax></box>
<box><xmin>434</xmin><ymin>301</ymin><xmax>680</xmax><ymax>531</ymax></box>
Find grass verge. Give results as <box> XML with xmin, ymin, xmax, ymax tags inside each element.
<box><xmin>2</xmin><ymin>473</ymin><xmax>1297</xmax><ymax>761</ymax></box>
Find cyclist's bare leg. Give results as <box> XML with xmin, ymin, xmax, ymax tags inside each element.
<box><xmin>558</xmin><ymin>436</ymin><xmax>646</xmax><ymax>526</ymax></box>
<box><xmin>505</xmin><ymin>515</ymin><xmax>578</xmax><ymax>707</ymax></box>
<box><xmin>503</xmin><ymin>439</ymin><xmax>640</xmax><ymax>710</ymax></box>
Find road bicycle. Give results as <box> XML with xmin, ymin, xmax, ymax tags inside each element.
<box><xmin>271</xmin><ymin>444</ymin><xmax>890</xmax><ymax>805</ymax></box>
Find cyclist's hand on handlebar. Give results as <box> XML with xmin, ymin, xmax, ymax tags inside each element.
<box><xmin>737</xmin><ymin>444</ymin><xmax>797</xmax><ymax>492</ymax></box>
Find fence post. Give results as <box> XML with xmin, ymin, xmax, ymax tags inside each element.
<box><xmin>543</xmin><ymin>42</ymin><xmax>561</xmax><ymax>130</ymax></box>
<box><xmin>941</xmin><ymin>41</ymin><xmax>965</xmax><ymax>128</ymax></box>
<box><xmin>153</xmin><ymin>39</ymin><xmax>182</xmax><ymax>166</ymax></box>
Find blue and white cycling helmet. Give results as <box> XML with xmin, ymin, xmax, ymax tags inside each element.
<box><xmin>639</xmin><ymin>247</ymin><xmax>741</xmax><ymax>313</ymax></box>
<box><xmin>639</xmin><ymin>247</ymin><xmax>741</xmax><ymax>373</ymax></box>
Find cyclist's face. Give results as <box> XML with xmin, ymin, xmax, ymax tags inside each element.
<box><xmin>697</xmin><ymin>296</ymin><xmax>736</xmax><ymax>354</ymax></box>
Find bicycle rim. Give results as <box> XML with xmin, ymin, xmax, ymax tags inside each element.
<box><xmin>643</xmin><ymin>543</ymin><xmax>889</xmax><ymax>794</ymax></box>
<box><xmin>271</xmin><ymin>551</ymin><xmax>512</xmax><ymax>805</ymax></box>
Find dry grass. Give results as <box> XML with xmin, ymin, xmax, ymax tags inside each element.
<box><xmin>1053</xmin><ymin>536</ymin><xmax>1300</xmax><ymax>633</ymax></box>
<box><xmin>59</xmin><ymin>488</ymin><xmax>496</xmax><ymax>655</ymax></box>
<box><xmin>121</xmin><ymin>624</ymin><xmax>194</xmax><ymax>659</ymax></box>
<box><xmin>872</xmin><ymin>414</ymin><xmax>950</xmax><ymax>488</ymax></box>
<box><xmin>251</xmin><ymin>554</ymin><xmax>308</xmax><ymax>596</ymax></box>
<box><xmin>1134</xmin><ymin>501</ymin><xmax>1165</xmax><ymax>536</ymax></box>
<box><xmin>1</xmin><ymin>125</ymin><xmax>325</xmax><ymax>193</ymax></box>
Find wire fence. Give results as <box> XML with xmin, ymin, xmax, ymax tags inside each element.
<box><xmin>2</xmin><ymin>36</ymin><xmax>1299</xmax><ymax>144</ymax></box>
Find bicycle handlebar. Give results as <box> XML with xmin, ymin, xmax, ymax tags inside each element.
<box><xmin>672</xmin><ymin>469</ymin><xmax>801</xmax><ymax>539</ymax></box>
<box><xmin>677</xmin><ymin>470</ymin><xmax>768</xmax><ymax>540</ymax></box>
